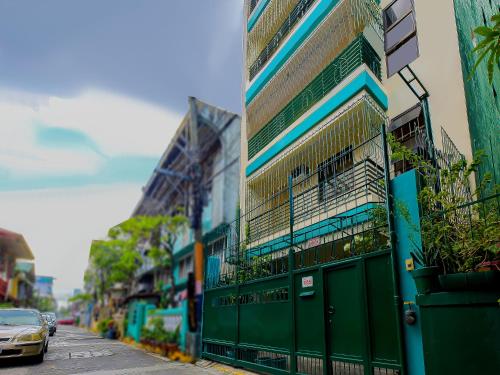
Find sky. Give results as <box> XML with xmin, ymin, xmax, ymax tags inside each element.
<box><xmin>0</xmin><ymin>0</ymin><xmax>244</xmax><ymax>301</ymax></box>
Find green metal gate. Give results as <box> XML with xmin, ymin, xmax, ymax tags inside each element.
<box><xmin>202</xmin><ymin>111</ymin><xmax>404</xmax><ymax>374</ymax></box>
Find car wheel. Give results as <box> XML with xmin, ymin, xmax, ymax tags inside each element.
<box><xmin>34</xmin><ymin>348</ymin><xmax>45</xmax><ymax>363</ymax></box>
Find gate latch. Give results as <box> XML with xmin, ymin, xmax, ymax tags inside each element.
<box><xmin>328</xmin><ymin>306</ymin><xmax>335</xmax><ymax>315</ymax></box>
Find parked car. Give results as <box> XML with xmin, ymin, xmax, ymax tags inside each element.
<box><xmin>57</xmin><ymin>317</ymin><xmax>74</xmax><ymax>325</ymax></box>
<box><xmin>41</xmin><ymin>312</ymin><xmax>57</xmax><ymax>336</ymax></box>
<box><xmin>0</xmin><ymin>308</ymin><xmax>49</xmax><ymax>363</ymax></box>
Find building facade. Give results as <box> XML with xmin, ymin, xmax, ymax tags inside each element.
<box><xmin>35</xmin><ymin>275</ymin><xmax>55</xmax><ymax>298</ymax></box>
<box><xmin>126</xmin><ymin>98</ymin><xmax>241</xmax><ymax>351</ymax></box>
<box><xmin>0</xmin><ymin>228</ymin><xmax>35</xmax><ymax>305</ymax></box>
<box><xmin>201</xmin><ymin>1</ymin><xmax>498</xmax><ymax>374</ymax></box>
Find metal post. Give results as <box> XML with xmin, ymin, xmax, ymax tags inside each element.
<box><xmin>288</xmin><ymin>176</ymin><xmax>297</xmax><ymax>375</ymax></box>
<box><xmin>235</xmin><ymin>207</ymin><xmax>241</xmax><ymax>361</ymax></box>
<box><xmin>381</xmin><ymin>124</ymin><xmax>407</xmax><ymax>374</ymax></box>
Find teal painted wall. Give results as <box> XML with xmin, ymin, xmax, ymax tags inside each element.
<box><xmin>145</xmin><ymin>301</ymin><xmax>189</xmax><ymax>351</ymax></box>
<box><xmin>453</xmin><ymin>0</ymin><xmax>500</xmax><ymax>182</ymax></box>
<box><xmin>391</xmin><ymin>170</ymin><xmax>425</xmax><ymax>375</ymax></box>
<box><xmin>126</xmin><ymin>301</ymin><xmax>156</xmax><ymax>342</ymax></box>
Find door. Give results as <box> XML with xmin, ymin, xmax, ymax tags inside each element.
<box><xmin>325</xmin><ymin>262</ymin><xmax>367</xmax><ymax>375</ymax></box>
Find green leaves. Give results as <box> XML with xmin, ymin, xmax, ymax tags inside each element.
<box><xmin>470</xmin><ymin>12</ymin><xmax>500</xmax><ymax>84</ymax></box>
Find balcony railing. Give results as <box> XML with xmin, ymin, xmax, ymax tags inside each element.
<box><xmin>247</xmin><ymin>35</ymin><xmax>381</xmax><ymax>159</ymax></box>
<box><xmin>248</xmin><ymin>0</ymin><xmax>260</xmax><ymax>15</ymax></box>
<box><xmin>246</xmin><ymin>0</ymin><xmax>382</xmax><ymax>143</ymax></box>
<box><xmin>248</xmin><ymin>0</ymin><xmax>317</xmax><ymax>80</ymax></box>
<box><xmin>247</xmin><ymin>158</ymin><xmax>384</xmax><ymax>243</ymax></box>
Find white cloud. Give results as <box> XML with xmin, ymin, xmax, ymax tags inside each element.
<box><xmin>0</xmin><ymin>183</ymin><xmax>143</xmax><ymax>297</ymax></box>
<box><xmin>0</xmin><ymin>88</ymin><xmax>183</xmax><ymax>176</ymax></box>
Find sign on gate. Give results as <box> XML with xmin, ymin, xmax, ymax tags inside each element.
<box><xmin>301</xmin><ymin>276</ymin><xmax>313</xmax><ymax>288</ymax></box>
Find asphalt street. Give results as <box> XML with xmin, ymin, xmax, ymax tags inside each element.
<box><xmin>0</xmin><ymin>325</ymin><xmax>228</xmax><ymax>375</ymax></box>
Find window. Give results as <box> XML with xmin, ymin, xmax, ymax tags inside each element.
<box><xmin>318</xmin><ymin>146</ymin><xmax>353</xmax><ymax>202</ymax></box>
<box><xmin>207</xmin><ymin>236</ymin><xmax>227</xmax><ymax>260</ymax></box>
<box><xmin>291</xmin><ymin>165</ymin><xmax>310</xmax><ymax>180</ymax></box>
<box><xmin>178</xmin><ymin>255</ymin><xmax>193</xmax><ymax>279</ymax></box>
<box><xmin>389</xmin><ymin>104</ymin><xmax>428</xmax><ymax>176</ymax></box>
<box><xmin>383</xmin><ymin>0</ymin><xmax>419</xmax><ymax>77</ymax></box>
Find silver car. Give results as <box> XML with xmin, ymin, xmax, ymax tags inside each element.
<box><xmin>0</xmin><ymin>309</ymin><xmax>49</xmax><ymax>363</ymax></box>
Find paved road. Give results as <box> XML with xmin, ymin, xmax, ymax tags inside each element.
<box><xmin>0</xmin><ymin>325</ymin><xmax>221</xmax><ymax>375</ymax></box>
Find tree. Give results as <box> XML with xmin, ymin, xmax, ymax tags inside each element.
<box><xmin>87</xmin><ymin>239</ymin><xmax>143</xmax><ymax>304</ymax></box>
<box><xmin>68</xmin><ymin>293</ymin><xmax>93</xmax><ymax>303</ymax></box>
<box><xmin>113</xmin><ymin>214</ymin><xmax>188</xmax><ymax>308</ymax></box>
<box><xmin>33</xmin><ymin>295</ymin><xmax>57</xmax><ymax>312</ymax></box>
<box><xmin>470</xmin><ymin>12</ymin><xmax>500</xmax><ymax>83</ymax></box>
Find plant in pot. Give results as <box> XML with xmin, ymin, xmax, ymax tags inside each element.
<box><xmin>389</xmin><ymin>134</ymin><xmax>499</xmax><ymax>293</ymax></box>
<box><xmin>437</xmin><ymin>187</ymin><xmax>500</xmax><ymax>291</ymax></box>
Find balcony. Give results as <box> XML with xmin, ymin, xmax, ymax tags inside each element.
<box><xmin>246</xmin><ymin>0</ymin><xmax>382</xmax><ymax>146</ymax></box>
<box><xmin>248</xmin><ymin>0</ymin><xmax>316</xmax><ymax>80</ymax></box>
<box><xmin>247</xmin><ymin>35</ymin><xmax>381</xmax><ymax>159</ymax></box>
<box><xmin>245</xmin><ymin>94</ymin><xmax>386</xmax><ymax>245</ymax></box>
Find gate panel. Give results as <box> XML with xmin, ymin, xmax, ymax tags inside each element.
<box><xmin>239</xmin><ymin>276</ymin><xmax>290</xmax><ymax>349</ymax></box>
<box><xmin>294</xmin><ymin>269</ymin><xmax>324</xmax><ymax>355</ymax></box>
<box><xmin>203</xmin><ymin>286</ymin><xmax>237</xmax><ymax>344</ymax></box>
<box><xmin>365</xmin><ymin>254</ymin><xmax>400</xmax><ymax>365</ymax></box>
<box><xmin>326</xmin><ymin>262</ymin><xmax>366</xmax><ymax>367</ymax></box>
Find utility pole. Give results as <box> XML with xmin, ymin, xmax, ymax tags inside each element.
<box><xmin>188</xmin><ymin>96</ymin><xmax>203</xmax><ymax>356</ymax></box>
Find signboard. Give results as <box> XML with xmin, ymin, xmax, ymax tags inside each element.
<box><xmin>307</xmin><ymin>237</ymin><xmax>321</xmax><ymax>248</ymax></box>
<box><xmin>302</xmin><ymin>276</ymin><xmax>313</xmax><ymax>288</ymax></box>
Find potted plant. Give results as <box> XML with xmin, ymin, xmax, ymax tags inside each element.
<box><xmin>389</xmin><ymin>134</ymin><xmax>499</xmax><ymax>293</ymax></box>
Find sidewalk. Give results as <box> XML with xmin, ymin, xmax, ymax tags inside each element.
<box><xmin>195</xmin><ymin>359</ymin><xmax>257</xmax><ymax>375</ymax></box>
<box><xmin>118</xmin><ymin>337</ymin><xmax>257</xmax><ymax>375</ymax></box>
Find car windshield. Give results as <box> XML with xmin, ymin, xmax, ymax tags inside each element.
<box><xmin>0</xmin><ymin>310</ymin><xmax>41</xmax><ymax>326</ymax></box>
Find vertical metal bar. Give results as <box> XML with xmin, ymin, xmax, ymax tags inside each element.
<box><xmin>359</xmin><ymin>258</ymin><xmax>372</xmax><ymax>375</ymax></box>
<box><xmin>381</xmin><ymin>124</ymin><xmax>407</xmax><ymax>375</ymax></box>
<box><xmin>288</xmin><ymin>175</ymin><xmax>297</xmax><ymax>375</ymax></box>
<box><xmin>319</xmin><ymin>268</ymin><xmax>329</xmax><ymax>375</ymax></box>
<box><xmin>235</xmin><ymin>210</ymin><xmax>241</xmax><ymax>365</ymax></box>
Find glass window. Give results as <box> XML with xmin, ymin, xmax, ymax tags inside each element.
<box><xmin>383</xmin><ymin>0</ymin><xmax>419</xmax><ymax>77</ymax></box>
<box><xmin>385</xmin><ymin>13</ymin><xmax>416</xmax><ymax>52</ymax></box>
<box><xmin>384</xmin><ymin>0</ymin><xmax>413</xmax><ymax>29</ymax></box>
<box><xmin>386</xmin><ymin>35</ymin><xmax>419</xmax><ymax>77</ymax></box>
<box><xmin>0</xmin><ymin>310</ymin><xmax>42</xmax><ymax>326</ymax></box>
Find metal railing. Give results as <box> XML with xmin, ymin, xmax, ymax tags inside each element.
<box><xmin>246</xmin><ymin>0</ymin><xmax>383</xmax><ymax>141</ymax></box>
<box><xmin>247</xmin><ymin>35</ymin><xmax>381</xmax><ymax>158</ymax></box>
<box><xmin>249</xmin><ymin>0</ymin><xmax>317</xmax><ymax>80</ymax></box>
<box><xmin>205</xmin><ymin>120</ymin><xmax>389</xmax><ymax>288</ymax></box>
<box><xmin>248</xmin><ymin>0</ymin><xmax>260</xmax><ymax>16</ymax></box>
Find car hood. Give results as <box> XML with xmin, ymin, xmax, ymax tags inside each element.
<box><xmin>0</xmin><ymin>325</ymin><xmax>41</xmax><ymax>339</ymax></box>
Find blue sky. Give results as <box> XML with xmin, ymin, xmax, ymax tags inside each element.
<box><xmin>0</xmin><ymin>0</ymin><xmax>243</xmax><ymax>297</ymax></box>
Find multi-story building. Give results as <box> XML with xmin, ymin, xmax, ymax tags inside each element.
<box><xmin>13</xmin><ymin>261</ymin><xmax>36</xmax><ymax>306</ymax></box>
<box><xmin>202</xmin><ymin>1</ymin><xmax>498</xmax><ymax>374</ymax></box>
<box><xmin>34</xmin><ymin>275</ymin><xmax>55</xmax><ymax>298</ymax></box>
<box><xmin>126</xmin><ymin>98</ymin><xmax>241</xmax><ymax>351</ymax></box>
<box><xmin>0</xmin><ymin>228</ymin><xmax>35</xmax><ymax>305</ymax></box>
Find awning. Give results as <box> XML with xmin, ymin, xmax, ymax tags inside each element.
<box><xmin>388</xmin><ymin>103</ymin><xmax>422</xmax><ymax>132</ymax></box>
<box><xmin>0</xmin><ymin>228</ymin><xmax>34</xmax><ymax>260</ymax></box>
